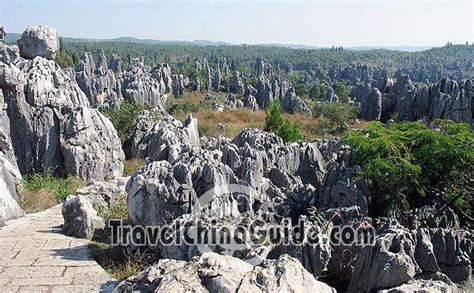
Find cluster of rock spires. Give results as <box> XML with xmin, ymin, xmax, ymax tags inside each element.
<box><xmin>356</xmin><ymin>74</ymin><xmax>473</xmax><ymax>123</ymax></box>
<box><xmin>0</xmin><ymin>26</ymin><xmax>125</xmax><ymax>222</ymax></box>
<box><xmin>62</xmin><ymin>108</ymin><xmax>471</xmax><ymax>292</ymax></box>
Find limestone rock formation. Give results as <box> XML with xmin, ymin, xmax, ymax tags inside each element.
<box><xmin>0</xmin><ymin>105</ymin><xmax>24</xmax><ymax>223</ymax></box>
<box><xmin>255</xmin><ymin>76</ymin><xmax>274</xmax><ymax>108</ymax></box>
<box><xmin>325</xmin><ymin>87</ymin><xmax>339</xmax><ymax>103</ymax></box>
<box><xmin>360</xmin><ymin>87</ymin><xmax>382</xmax><ymax>121</ymax></box>
<box><xmin>281</xmin><ymin>86</ymin><xmax>311</xmax><ymax>114</ymax></box>
<box><xmin>122</xmin><ymin>60</ymin><xmax>172</xmax><ymax>108</ymax></box>
<box><xmin>17</xmin><ymin>26</ymin><xmax>60</xmax><ymax>60</ymax></box>
<box><xmin>75</xmin><ymin>51</ymin><xmax>123</xmax><ymax>110</ymax></box>
<box><xmin>380</xmin><ymin>75</ymin><xmax>473</xmax><ymax>123</ymax></box>
<box><xmin>60</xmin><ymin>107</ymin><xmax>125</xmax><ymax>182</ymax></box>
<box><xmin>224</xmin><ymin>93</ymin><xmax>243</xmax><ymax>109</ymax></box>
<box><xmin>171</xmin><ymin>74</ymin><xmax>185</xmax><ymax>97</ymax></box>
<box><xmin>0</xmin><ymin>31</ymin><xmax>125</xmax><ymax>182</ymax></box>
<box><xmin>128</xmin><ymin>113</ymin><xmax>200</xmax><ymax>161</ymax></box>
<box><xmin>230</xmin><ymin>70</ymin><xmax>244</xmax><ymax>94</ymax></box>
<box><xmin>243</xmin><ymin>85</ymin><xmax>259</xmax><ymax>111</ymax></box>
<box><xmin>212</xmin><ymin>69</ymin><xmax>222</xmax><ymax>91</ymax></box>
<box><xmin>62</xmin><ymin>194</ymin><xmax>105</xmax><ymax>239</ymax></box>
<box><xmin>348</xmin><ymin>220</ymin><xmax>472</xmax><ymax>292</ymax></box>
<box><xmin>113</xmin><ymin>253</ymin><xmax>336</xmax><ymax>293</ymax></box>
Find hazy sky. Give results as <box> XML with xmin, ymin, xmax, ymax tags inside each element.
<box><xmin>0</xmin><ymin>0</ymin><xmax>472</xmax><ymax>46</ymax></box>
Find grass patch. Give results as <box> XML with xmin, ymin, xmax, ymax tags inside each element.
<box><xmin>19</xmin><ymin>189</ymin><xmax>58</xmax><ymax>213</ymax></box>
<box><xmin>123</xmin><ymin>159</ymin><xmax>145</xmax><ymax>177</ymax></box>
<box><xmin>169</xmin><ymin>92</ymin><xmax>361</xmax><ymax>140</ymax></box>
<box><xmin>89</xmin><ymin>242</ymin><xmax>149</xmax><ymax>281</ymax></box>
<box><xmin>19</xmin><ymin>172</ymin><xmax>85</xmax><ymax>213</ymax></box>
<box><xmin>95</xmin><ymin>195</ymin><xmax>129</xmax><ymax>223</ymax></box>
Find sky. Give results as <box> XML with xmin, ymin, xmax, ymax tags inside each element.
<box><xmin>0</xmin><ymin>0</ymin><xmax>472</xmax><ymax>47</ymax></box>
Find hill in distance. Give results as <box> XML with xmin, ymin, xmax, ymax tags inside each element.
<box><xmin>4</xmin><ymin>32</ymin><xmax>436</xmax><ymax>52</ymax></box>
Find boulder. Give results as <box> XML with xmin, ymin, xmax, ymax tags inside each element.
<box><xmin>62</xmin><ymin>195</ymin><xmax>105</xmax><ymax>239</ymax></box>
<box><xmin>17</xmin><ymin>26</ymin><xmax>60</xmax><ymax>60</ymax></box>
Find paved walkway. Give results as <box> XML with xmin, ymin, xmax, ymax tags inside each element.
<box><xmin>0</xmin><ymin>205</ymin><xmax>117</xmax><ymax>292</ymax></box>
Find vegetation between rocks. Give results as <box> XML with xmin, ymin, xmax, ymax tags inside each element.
<box><xmin>19</xmin><ymin>172</ymin><xmax>85</xmax><ymax>213</ymax></box>
<box><xmin>105</xmin><ymin>101</ymin><xmax>146</xmax><ymax>142</ymax></box>
<box><xmin>265</xmin><ymin>100</ymin><xmax>302</xmax><ymax>142</ymax></box>
<box><xmin>346</xmin><ymin>120</ymin><xmax>474</xmax><ymax>220</ymax></box>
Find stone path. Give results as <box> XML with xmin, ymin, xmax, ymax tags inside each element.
<box><xmin>0</xmin><ymin>205</ymin><xmax>117</xmax><ymax>292</ymax></box>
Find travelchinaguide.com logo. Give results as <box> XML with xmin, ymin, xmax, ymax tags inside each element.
<box><xmin>109</xmin><ymin>184</ymin><xmax>375</xmax><ymax>265</ymax></box>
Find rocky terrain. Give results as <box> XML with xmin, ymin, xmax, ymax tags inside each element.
<box><xmin>0</xmin><ymin>26</ymin><xmax>472</xmax><ymax>293</ymax></box>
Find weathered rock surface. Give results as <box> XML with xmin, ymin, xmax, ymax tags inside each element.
<box><xmin>128</xmin><ymin>113</ymin><xmax>199</xmax><ymax>161</ymax></box>
<box><xmin>243</xmin><ymin>85</ymin><xmax>259</xmax><ymax>111</ymax></box>
<box><xmin>255</xmin><ymin>76</ymin><xmax>274</xmax><ymax>108</ymax></box>
<box><xmin>171</xmin><ymin>74</ymin><xmax>185</xmax><ymax>97</ymax></box>
<box><xmin>113</xmin><ymin>253</ymin><xmax>336</xmax><ymax>293</ymax></box>
<box><xmin>122</xmin><ymin>59</ymin><xmax>172</xmax><ymax>108</ymax></box>
<box><xmin>61</xmin><ymin>107</ymin><xmax>124</xmax><ymax>181</ymax></box>
<box><xmin>348</xmin><ymin>220</ymin><xmax>472</xmax><ymax>292</ymax></box>
<box><xmin>62</xmin><ymin>195</ymin><xmax>105</xmax><ymax>239</ymax></box>
<box><xmin>224</xmin><ymin>92</ymin><xmax>243</xmax><ymax>109</ymax></box>
<box><xmin>0</xmin><ymin>105</ymin><xmax>24</xmax><ymax>223</ymax></box>
<box><xmin>17</xmin><ymin>26</ymin><xmax>60</xmax><ymax>60</ymax></box>
<box><xmin>380</xmin><ymin>75</ymin><xmax>473</xmax><ymax>123</ymax></box>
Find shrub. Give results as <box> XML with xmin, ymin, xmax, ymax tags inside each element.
<box><xmin>265</xmin><ymin>100</ymin><xmax>302</xmax><ymax>142</ymax></box>
<box><xmin>105</xmin><ymin>101</ymin><xmax>146</xmax><ymax>142</ymax></box>
<box><xmin>346</xmin><ymin>120</ymin><xmax>474</xmax><ymax>218</ymax></box>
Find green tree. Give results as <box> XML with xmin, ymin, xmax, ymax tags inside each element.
<box><xmin>332</xmin><ymin>81</ymin><xmax>351</xmax><ymax>103</ymax></box>
<box><xmin>105</xmin><ymin>101</ymin><xmax>146</xmax><ymax>142</ymax></box>
<box><xmin>346</xmin><ymin>121</ymin><xmax>474</xmax><ymax>218</ymax></box>
<box><xmin>265</xmin><ymin>100</ymin><xmax>301</xmax><ymax>142</ymax></box>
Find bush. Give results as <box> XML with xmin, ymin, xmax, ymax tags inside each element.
<box><xmin>105</xmin><ymin>101</ymin><xmax>146</xmax><ymax>142</ymax></box>
<box><xmin>265</xmin><ymin>100</ymin><xmax>301</xmax><ymax>142</ymax></box>
<box><xmin>346</xmin><ymin>120</ymin><xmax>474</xmax><ymax>218</ymax></box>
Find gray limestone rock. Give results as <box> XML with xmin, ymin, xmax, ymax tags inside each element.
<box><xmin>281</xmin><ymin>86</ymin><xmax>311</xmax><ymax>114</ymax></box>
<box><xmin>17</xmin><ymin>26</ymin><xmax>60</xmax><ymax>60</ymax></box>
<box><xmin>62</xmin><ymin>195</ymin><xmax>105</xmax><ymax>239</ymax></box>
<box><xmin>113</xmin><ymin>252</ymin><xmax>336</xmax><ymax>293</ymax></box>
<box><xmin>361</xmin><ymin>87</ymin><xmax>382</xmax><ymax>120</ymax></box>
